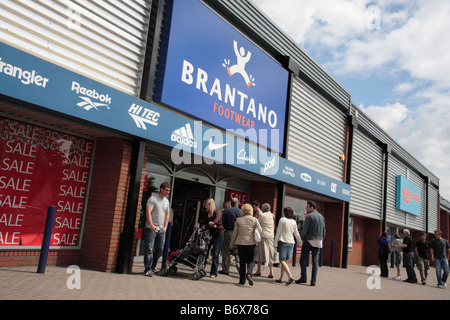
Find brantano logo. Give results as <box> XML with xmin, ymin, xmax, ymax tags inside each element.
<box><xmin>223</xmin><ymin>40</ymin><xmax>256</xmax><ymax>88</ymax></box>
<box><xmin>181</xmin><ymin>60</ymin><xmax>278</xmax><ymax>130</ymax></box>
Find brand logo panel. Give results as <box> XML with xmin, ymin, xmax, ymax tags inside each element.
<box><xmin>396</xmin><ymin>175</ymin><xmax>421</xmax><ymax>216</ymax></box>
<box><xmin>155</xmin><ymin>0</ymin><xmax>289</xmax><ymax>153</ymax></box>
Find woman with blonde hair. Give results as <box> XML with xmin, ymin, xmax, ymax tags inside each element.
<box><xmin>230</xmin><ymin>203</ymin><xmax>262</xmax><ymax>285</ymax></box>
<box><xmin>274</xmin><ymin>207</ymin><xmax>301</xmax><ymax>285</ymax></box>
<box><xmin>203</xmin><ymin>198</ymin><xmax>224</xmax><ymax>278</ymax></box>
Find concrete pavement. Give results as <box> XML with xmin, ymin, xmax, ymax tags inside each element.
<box><xmin>1</xmin><ymin>261</ymin><xmax>449</xmax><ymax>301</ymax></box>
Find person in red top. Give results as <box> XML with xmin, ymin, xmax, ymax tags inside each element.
<box><xmin>204</xmin><ymin>198</ymin><xmax>224</xmax><ymax>279</ymax></box>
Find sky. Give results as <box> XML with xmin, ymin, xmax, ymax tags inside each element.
<box><xmin>253</xmin><ymin>0</ymin><xmax>450</xmax><ymax>200</ymax></box>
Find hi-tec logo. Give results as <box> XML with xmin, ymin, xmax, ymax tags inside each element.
<box><xmin>71</xmin><ymin>81</ymin><xmax>111</xmax><ymax>111</ymax></box>
<box><xmin>223</xmin><ymin>40</ymin><xmax>255</xmax><ymax>88</ymax></box>
<box><xmin>128</xmin><ymin>103</ymin><xmax>160</xmax><ymax>130</ymax></box>
<box><xmin>172</xmin><ymin>123</ymin><xmax>197</xmax><ymax>149</ymax></box>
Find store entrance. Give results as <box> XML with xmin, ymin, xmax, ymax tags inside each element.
<box><xmin>170</xmin><ymin>178</ymin><xmax>211</xmax><ymax>251</ymax></box>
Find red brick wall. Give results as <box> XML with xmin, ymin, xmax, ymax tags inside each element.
<box><xmin>79</xmin><ymin>137</ymin><xmax>133</xmax><ymax>272</ymax></box>
<box><xmin>363</xmin><ymin>219</ymin><xmax>382</xmax><ymax>266</ymax></box>
<box><xmin>322</xmin><ymin>202</ymin><xmax>345</xmax><ymax>267</ymax></box>
<box><xmin>348</xmin><ymin>215</ymin><xmax>365</xmax><ymax>266</ymax></box>
<box><xmin>0</xmin><ymin>137</ymin><xmax>146</xmax><ymax>271</ymax></box>
<box><xmin>249</xmin><ymin>182</ymin><xmax>278</xmax><ymax>216</ymax></box>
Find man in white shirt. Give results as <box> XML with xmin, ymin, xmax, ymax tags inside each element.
<box><xmin>143</xmin><ymin>182</ymin><xmax>171</xmax><ymax>276</ymax></box>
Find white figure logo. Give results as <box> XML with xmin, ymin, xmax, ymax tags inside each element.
<box><xmin>223</xmin><ymin>40</ymin><xmax>255</xmax><ymax>87</ymax></box>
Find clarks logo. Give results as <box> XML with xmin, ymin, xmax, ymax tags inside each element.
<box><xmin>402</xmin><ymin>185</ymin><xmax>420</xmax><ymax>205</ymax></box>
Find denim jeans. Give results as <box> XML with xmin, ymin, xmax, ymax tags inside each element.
<box><xmin>143</xmin><ymin>228</ymin><xmax>165</xmax><ymax>273</ymax></box>
<box><xmin>434</xmin><ymin>257</ymin><xmax>449</xmax><ymax>285</ymax></box>
<box><xmin>207</xmin><ymin>233</ymin><xmax>224</xmax><ymax>276</ymax></box>
<box><xmin>300</xmin><ymin>241</ymin><xmax>320</xmax><ymax>284</ymax></box>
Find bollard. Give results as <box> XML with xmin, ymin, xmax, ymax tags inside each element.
<box><xmin>391</xmin><ymin>250</ymin><xmax>395</xmax><ymax>268</ymax></box>
<box><xmin>330</xmin><ymin>240</ymin><xmax>335</xmax><ymax>268</ymax></box>
<box><xmin>37</xmin><ymin>206</ymin><xmax>56</xmax><ymax>274</ymax></box>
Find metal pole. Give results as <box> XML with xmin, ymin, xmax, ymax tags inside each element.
<box><xmin>330</xmin><ymin>240</ymin><xmax>335</xmax><ymax>268</ymax></box>
<box><xmin>37</xmin><ymin>206</ymin><xmax>56</xmax><ymax>274</ymax></box>
<box><xmin>292</xmin><ymin>238</ymin><xmax>297</xmax><ymax>267</ymax></box>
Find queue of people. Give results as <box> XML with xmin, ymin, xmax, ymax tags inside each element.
<box><xmin>378</xmin><ymin>229</ymin><xmax>450</xmax><ymax>289</ymax></box>
<box><xmin>142</xmin><ymin>182</ymin><xmax>327</xmax><ymax>287</ymax></box>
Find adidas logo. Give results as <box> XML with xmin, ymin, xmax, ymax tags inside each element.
<box><xmin>171</xmin><ymin>123</ymin><xmax>198</xmax><ymax>148</ymax></box>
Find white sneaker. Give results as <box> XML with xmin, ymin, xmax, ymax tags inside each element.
<box><xmin>437</xmin><ymin>284</ymin><xmax>446</xmax><ymax>289</ymax></box>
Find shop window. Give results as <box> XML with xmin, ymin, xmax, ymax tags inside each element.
<box><xmin>175</xmin><ymin>167</ymin><xmax>215</xmax><ymax>185</ymax></box>
<box><xmin>0</xmin><ymin>117</ymin><xmax>93</xmax><ymax>247</ymax></box>
<box><xmin>146</xmin><ymin>156</ymin><xmax>173</xmax><ymax>175</ymax></box>
<box><xmin>217</xmin><ymin>177</ymin><xmax>248</xmax><ymax>191</ymax></box>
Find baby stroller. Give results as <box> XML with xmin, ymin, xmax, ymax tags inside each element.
<box><xmin>160</xmin><ymin>223</ymin><xmax>211</xmax><ymax>280</ymax></box>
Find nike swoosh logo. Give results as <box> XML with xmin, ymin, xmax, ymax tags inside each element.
<box><xmin>208</xmin><ymin>138</ymin><xmax>228</xmax><ymax>151</ymax></box>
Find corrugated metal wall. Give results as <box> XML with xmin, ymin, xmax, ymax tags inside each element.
<box><xmin>349</xmin><ymin>130</ymin><xmax>383</xmax><ymax>220</ymax></box>
<box><xmin>386</xmin><ymin>155</ymin><xmax>428</xmax><ymax>230</ymax></box>
<box><xmin>428</xmin><ymin>185</ymin><xmax>439</xmax><ymax>232</ymax></box>
<box><xmin>408</xmin><ymin>168</ymin><xmax>426</xmax><ymax>231</ymax></box>
<box><xmin>0</xmin><ymin>0</ymin><xmax>152</xmax><ymax>96</ymax></box>
<box><xmin>205</xmin><ymin>0</ymin><xmax>351</xmax><ymax>110</ymax></box>
<box><xmin>386</xmin><ymin>156</ymin><xmax>407</xmax><ymax>227</ymax></box>
<box><xmin>287</xmin><ymin>77</ymin><xmax>346</xmax><ymax>181</ymax></box>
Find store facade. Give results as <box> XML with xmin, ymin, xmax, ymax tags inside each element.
<box><xmin>0</xmin><ymin>0</ymin><xmax>441</xmax><ymax>272</ymax></box>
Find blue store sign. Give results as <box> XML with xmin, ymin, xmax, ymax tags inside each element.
<box><xmin>155</xmin><ymin>0</ymin><xmax>289</xmax><ymax>154</ymax></box>
<box><xmin>396</xmin><ymin>175</ymin><xmax>421</xmax><ymax>216</ymax></box>
<box><xmin>0</xmin><ymin>42</ymin><xmax>350</xmax><ymax>202</ymax></box>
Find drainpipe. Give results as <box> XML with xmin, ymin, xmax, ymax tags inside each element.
<box><xmin>342</xmin><ymin>110</ymin><xmax>357</xmax><ymax>268</ymax></box>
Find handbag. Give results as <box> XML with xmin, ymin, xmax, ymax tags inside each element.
<box><xmin>254</xmin><ymin>219</ymin><xmax>261</xmax><ymax>243</ymax></box>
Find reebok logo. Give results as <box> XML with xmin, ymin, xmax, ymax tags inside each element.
<box><xmin>71</xmin><ymin>81</ymin><xmax>111</xmax><ymax>111</ymax></box>
<box><xmin>172</xmin><ymin>123</ymin><xmax>198</xmax><ymax>148</ymax></box>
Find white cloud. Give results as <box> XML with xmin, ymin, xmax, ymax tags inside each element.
<box><xmin>393</xmin><ymin>82</ymin><xmax>415</xmax><ymax>93</ymax></box>
<box><xmin>253</xmin><ymin>0</ymin><xmax>450</xmax><ymax>197</ymax></box>
<box><xmin>360</xmin><ymin>102</ymin><xmax>409</xmax><ymax>133</ymax></box>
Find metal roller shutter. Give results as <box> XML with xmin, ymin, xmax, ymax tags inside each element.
<box><xmin>287</xmin><ymin>77</ymin><xmax>346</xmax><ymax>181</ymax></box>
<box><xmin>0</xmin><ymin>0</ymin><xmax>151</xmax><ymax>96</ymax></box>
<box><xmin>408</xmin><ymin>169</ymin><xmax>426</xmax><ymax>230</ymax></box>
<box><xmin>428</xmin><ymin>185</ymin><xmax>439</xmax><ymax>232</ymax></box>
<box><xmin>386</xmin><ymin>156</ymin><xmax>407</xmax><ymax>227</ymax></box>
<box><xmin>349</xmin><ymin>130</ymin><xmax>383</xmax><ymax>219</ymax></box>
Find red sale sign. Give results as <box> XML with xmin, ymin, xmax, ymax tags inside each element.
<box><xmin>229</xmin><ymin>190</ymin><xmax>248</xmax><ymax>207</ymax></box>
<box><xmin>0</xmin><ymin>117</ymin><xmax>92</xmax><ymax>246</ymax></box>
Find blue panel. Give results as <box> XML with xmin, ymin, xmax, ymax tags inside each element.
<box><xmin>155</xmin><ymin>0</ymin><xmax>289</xmax><ymax>153</ymax></box>
<box><xmin>396</xmin><ymin>175</ymin><xmax>421</xmax><ymax>216</ymax></box>
<box><xmin>0</xmin><ymin>42</ymin><xmax>350</xmax><ymax>202</ymax></box>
